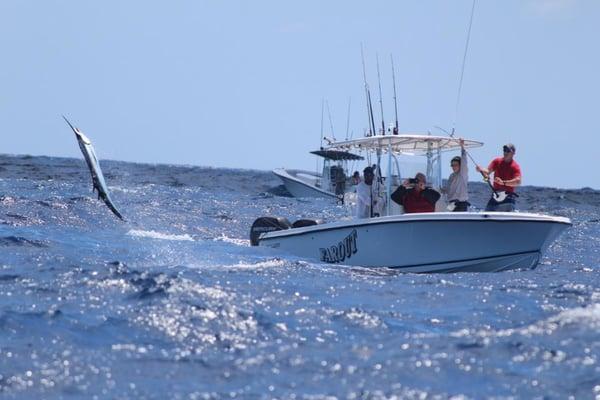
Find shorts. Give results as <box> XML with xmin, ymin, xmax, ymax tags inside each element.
<box><xmin>485</xmin><ymin>194</ymin><xmax>516</xmax><ymax>212</ymax></box>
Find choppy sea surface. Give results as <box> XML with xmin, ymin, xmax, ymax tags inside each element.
<box><xmin>0</xmin><ymin>153</ymin><xmax>599</xmax><ymax>400</ymax></box>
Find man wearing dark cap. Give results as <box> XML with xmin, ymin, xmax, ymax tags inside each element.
<box><xmin>476</xmin><ymin>143</ymin><xmax>522</xmax><ymax>211</ymax></box>
<box><xmin>355</xmin><ymin>166</ymin><xmax>384</xmax><ymax>218</ymax></box>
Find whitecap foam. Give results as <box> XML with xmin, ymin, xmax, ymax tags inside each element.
<box><xmin>450</xmin><ymin>303</ymin><xmax>600</xmax><ymax>340</ymax></box>
<box><xmin>213</xmin><ymin>234</ymin><xmax>250</xmax><ymax>246</ymax></box>
<box><xmin>109</xmin><ymin>186</ymin><xmax>140</xmax><ymax>194</ymax></box>
<box><xmin>127</xmin><ymin>229</ymin><xmax>194</xmax><ymax>242</ymax></box>
<box><xmin>222</xmin><ymin>258</ymin><xmax>287</xmax><ymax>270</ymax></box>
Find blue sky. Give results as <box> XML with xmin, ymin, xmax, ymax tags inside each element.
<box><xmin>1</xmin><ymin>0</ymin><xmax>598</xmax><ymax>189</ymax></box>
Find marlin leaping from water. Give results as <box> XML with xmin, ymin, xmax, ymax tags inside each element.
<box><xmin>62</xmin><ymin>116</ymin><xmax>124</xmax><ymax>221</ymax></box>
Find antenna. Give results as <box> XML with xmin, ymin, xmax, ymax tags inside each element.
<box><xmin>376</xmin><ymin>53</ymin><xmax>385</xmax><ymax>135</ymax></box>
<box><xmin>452</xmin><ymin>0</ymin><xmax>477</xmax><ymax>137</ymax></box>
<box><xmin>390</xmin><ymin>54</ymin><xmax>399</xmax><ymax>135</ymax></box>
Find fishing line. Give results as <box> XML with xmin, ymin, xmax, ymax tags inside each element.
<box><xmin>452</xmin><ymin>0</ymin><xmax>476</xmax><ymax>136</ymax></box>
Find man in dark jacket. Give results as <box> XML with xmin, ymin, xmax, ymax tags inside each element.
<box><xmin>391</xmin><ymin>173</ymin><xmax>440</xmax><ymax>213</ymax></box>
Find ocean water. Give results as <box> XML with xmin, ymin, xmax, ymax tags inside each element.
<box><xmin>0</xmin><ymin>153</ymin><xmax>599</xmax><ymax>399</ymax></box>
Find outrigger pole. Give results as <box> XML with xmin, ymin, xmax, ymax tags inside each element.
<box><xmin>391</xmin><ymin>54</ymin><xmax>399</xmax><ymax>135</ymax></box>
<box><xmin>376</xmin><ymin>53</ymin><xmax>385</xmax><ymax>135</ymax></box>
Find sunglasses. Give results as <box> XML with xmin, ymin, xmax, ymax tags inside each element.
<box><xmin>503</xmin><ymin>146</ymin><xmax>514</xmax><ymax>153</ymax></box>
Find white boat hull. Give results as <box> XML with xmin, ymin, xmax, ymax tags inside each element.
<box><xmin>258</xmin><ymin>212</ymin><xmax>571</xmax><ymax>273</ymax></box>
<box><xmin>273</xmin><ymin>168</ymin><xmax>338</xmax><ymax>199</ymax></box>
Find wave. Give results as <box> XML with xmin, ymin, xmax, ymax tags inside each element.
<box><xmin>127</xmin><ymin>229</ymin><xmax>194</xmax><ymax>242</ymax></box>
<box><xmin>450</xmin><ymin>302</ymin><xmax>600</xmax><ymax>340</ymax></box>
<box><xmin>0</xmin><ymin>236</ymin><xmax>49</xmax><ymax>248</ymax></box>
<box><xmin>220</xmin><ymin>258</ymin><xmax>287</xmax><ymax>270</ymax></box>
<box><xmin>213</xmin><ymin>234</ymin><xmax>249</xmax><ymax>246</ymax></box>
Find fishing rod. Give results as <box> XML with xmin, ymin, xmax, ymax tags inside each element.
<box><xmin>463</xmin><ymin>147</ymin><xmax>506</xmax><ymax>201</ymax></box>
<box><xmin>360</xmin><ymin>44</ymin><xmax>375</xmax><ymax>136</ymax></box>
<box><xmin>376</xmin><ymin>53</ymin><xmax>385</xmax><ymax>135</ymax></box>
<box><xmin>326</xmin><ymin>100</ymin><xmax>335</xmax><ymax>140</ymax></box>
<box><xmin>391</xmin><ymin>54</ymin><xmax>399</xmax><ymax>135</ymax></box>
<box><xmin>317</xmin><ymin>99</ymin><xmax>324</xmax><ymax>178</ymax></box>
<box><xmin>320</xmin><ymin>99</ymin><xmax>324</xmax><ymax>147</ymax></box>
<box><xmin>345</xmin><ymin>97</ymin><xmax>351</xmax><ymax>140</ymax></box>
<box><xmin>367</xmin><ymin>88</ymin><xmax>377</xmax><ymax>137</ymax></box>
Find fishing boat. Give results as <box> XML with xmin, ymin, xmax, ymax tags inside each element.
<box><xmin>251</xmin><ymin>134</ymin><xmax>571</xmax><ymax>273</ymax></box>
<box><xmin>273</xmin><ymin>149</ymin><xmax>364</xmax><ymax>199</ymax></box>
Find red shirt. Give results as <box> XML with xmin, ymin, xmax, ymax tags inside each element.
<box><xmin>488</xmin><ymin>157</ymin><xmax>521</xmax><ymax>193</ymax></box>
<box><xmin>403</xmin><ymin>190</ymin><xmax>436</xmax><ymax>213</ymax></box>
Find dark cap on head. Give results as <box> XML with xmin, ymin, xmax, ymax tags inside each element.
<box><xmin>451</xmin><ymin>156</ymin><xmax>461</xmax><ymax>165</ymax></box>
<box><xmin>503</xmin><ymin>143</ymin><xmax>516</xmax><ymax>153</ymax></box>
<box><xmin>363</xmin><ymin>166</ymin><xmax>374</xmax><ymax>175</ymax></box>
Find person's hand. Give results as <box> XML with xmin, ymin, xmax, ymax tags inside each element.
<box><xmin>459</xmin><ymin>138</ymin><xmax>465</xmax><ymax>148</ymax></box>
<box><xmin>494</xmin><ymin>177</ymin><xmax>504</xmax><ymax>185</ymax></box>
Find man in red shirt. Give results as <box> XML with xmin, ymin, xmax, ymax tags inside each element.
<box><xmin>391</xmin><ymin>173</ymin><xmax>441</xmax><ymax>213</ymax></box>
<box><xmin>476</xmin><ymin>143</ymin><xmax>522</xmax><ymax>211</ymax></box>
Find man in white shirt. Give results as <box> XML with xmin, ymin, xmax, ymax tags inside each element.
<box><xmin>356</xmin><ymin>166</ymin><xmax>384</xmax><ymax>219</ymax></box>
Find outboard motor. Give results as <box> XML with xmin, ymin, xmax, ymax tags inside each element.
<box><xmin>292</xmin><ymin>219</ymin><xmax>324</xmax><ymax>228</ymax></box>
<box><xmin>250</xmin><ymin>217</ymin><xmax>292</xmax><ymax>246</ymax></box>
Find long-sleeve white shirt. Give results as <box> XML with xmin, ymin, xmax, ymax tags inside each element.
<box><xmin>356</xmin><ymin>181</ymin><xmax>386</xmax><ymax>218</ymax></box>
<box><xmin>445</xmin><ymin>148</ymin><xmax>469</xmax><ymax>202</ymax></box>
<box><xmin>356</xmin><ymin>182</ymin><xmax>373</xmax><ymax>219</ymax></box>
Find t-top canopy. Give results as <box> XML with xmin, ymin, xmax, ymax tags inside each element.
<box><xmin>309</xmin><ymin>149</ymin><xmax>365</xmax><ymax>161</ymax></box>
<box><xmin>325</xmin><ymin>134</ymin><xmax>483</xmax><ymax>155</ymax></box>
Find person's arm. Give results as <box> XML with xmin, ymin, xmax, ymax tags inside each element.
<box><xmin>423</xmin><ymin>188</ymin><xmax>441</xmax><ymax>205</ymax></box>
<box><xmin>390</xmin><ymin>185</ymin><xmax>408</xmax><ymax>205</ymax></box>
<box><xmin>500</xmin><ymin>164</ymin><xmax>522</xmax><ymax>187</ymax></box>
<box><xmin>476</xmin><ymin>159</ymin><xmax>496</xmax><ymax>180</ymax></box>
<box><xmin>476</xmin><ymin>166</ymin><xmax>489</xmax><ymax>179</ymax></box>
<box><xmin>460</xmin><ymin>145</ymin><xmax>468</xmax><ymax>181</ymax></box>
<box><xmin>498</xmin><ymin>177</ymin><xmax>521</xmax><ymax>187</ymax></box>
